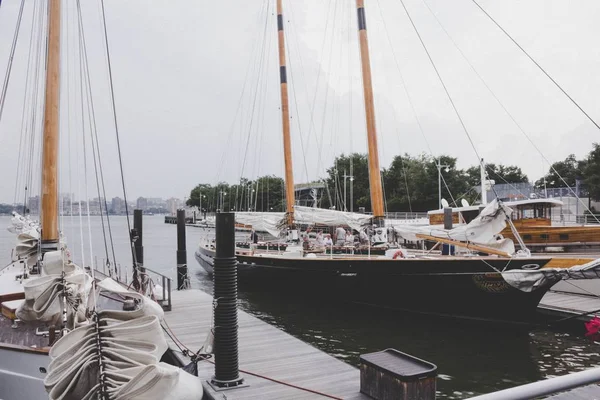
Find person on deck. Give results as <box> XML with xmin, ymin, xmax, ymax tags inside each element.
<box><xmin>316</xmin><ymin>230</ymin><xmax>324</xmax><ymax>246</ymax></box>
<box><xmin>335</xmin><ymin>226</ymin><xmax>346</xmax><ymax>246</ymax></box>
<box><xmin>323</xmin><ymin>234</ymin><xmax>333</xmax><ymax>247</ymax></box>
<box><xmin>359</xmin><ymin>229</ymin><xmax>369</xmax><ymax>245</ymax></box>
<box><xmin>345</xmin><ymin>230</ymin><xmax>354</xmax><ymax>246</ymax></box>
<box><xmin>250</xmin><ymin>230</ymin><xmax>258</xmax><ymax>244</ymax></box>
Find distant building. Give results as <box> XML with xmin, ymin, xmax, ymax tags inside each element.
<box><xmin>27</xmin><ymin>196</ymin><xmax>40</xmax><ymax>215</ymax></box>
<box><xmin>166</xmin><ymin>198</ymin><xmax>182</xmax><ymax>216</ymax></box>
<box><xmin>111</xmin><ymin>197</ymin><xmax>125</xmax><ymax>214</ymax></box>
<box><xmin>136</xmin><ymin>197</ymin><xmax>148</xmax><ymax>210</ymax></box>
<box><xmin>294</xmin><ymin>182</ymin><xmax>325</xmax><ymax>207</ymax></box>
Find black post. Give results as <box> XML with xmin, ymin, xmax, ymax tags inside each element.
<box><xmin>443</xmin><ymin>207</ymin><xmax>453</xmax><ymax>230</ymax></box>
<box><xmin>133</xmin><ymin>209</ymin><xmax>145</xmax><ymax>291</ymax></box>
<box><xmin>443</xmin><ymin>208</ymin><xmax>454</xmax><ymax>255</ymax></box>
<box><xmin>211</xmin><ymin>212</ymin><xmax>244</xmax><ymax>388</ymax></box>
<box><xmin>134</xmin><ymin>209</ymin><xmax>144</xmax><ymax>266</ymax></box>
<box><xmin>176</xmin><ymin>209</ymin><xmax>188</xmax><ymax>290</ymax></box>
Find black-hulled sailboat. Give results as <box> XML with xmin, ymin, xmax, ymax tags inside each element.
<box><xmin>196</xmin><ymin>0</ymin><xmax>600</xmax><ymax>321</ymax></box>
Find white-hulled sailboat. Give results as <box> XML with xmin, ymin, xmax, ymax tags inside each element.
<box><xmin>0</xmin><ymin>1</ymin><xmax>203</xmax><ymax>398</ymax></box>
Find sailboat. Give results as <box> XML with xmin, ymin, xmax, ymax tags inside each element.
<box><xmin>0</xmin><ymin>1</ymin><xmax>203</xmax><ymax>398</ymax></box>
<box><xmin>196</xmin><ymin>0</ymin><xmax>600</xmax><ymax>321</ymax></box>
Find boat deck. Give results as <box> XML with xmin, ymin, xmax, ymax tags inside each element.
<box><xmin>538</xmin><ymin>291</ymin><xmax>600</xmax><ymax>321</ymax></box>
<box><xmin>163</xmin><ymin>289</ymin><xmax>370</xmax><ymax>400</ymax></box>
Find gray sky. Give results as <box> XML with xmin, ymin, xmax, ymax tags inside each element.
<box><xmin>0</xmin><ymin>0</ymin><xmax>599</xmax><ymax>204</ymax></box>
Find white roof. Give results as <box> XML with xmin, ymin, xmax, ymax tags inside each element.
<box><xmin>428</xmin><ymin>198</ymin><xmax>564</xmax><ymax>215</ymax></box>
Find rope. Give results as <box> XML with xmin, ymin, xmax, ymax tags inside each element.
<box><xmin>163</xmin><ymin>319</ymin><xmax>342</xmax><ymax>400</ymax></box>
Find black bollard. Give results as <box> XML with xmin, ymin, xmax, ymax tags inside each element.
<box><xmin>211</xmin><ymin>212</ymin><xmax>244</xmax><ymax>388</ymax></box>
<box><xmin>176</xmin><ymin>209</ymin><xmax>188</xmax><ymax>290</ymax></box>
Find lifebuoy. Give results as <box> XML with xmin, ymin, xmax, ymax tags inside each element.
<box><xmin>392</xmin><ymin>250</ymin><xmax>405</xmax><ymax>260</ymax></box>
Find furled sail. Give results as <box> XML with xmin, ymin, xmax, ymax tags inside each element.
<box><xmin>45</xmin><ymin>278</ymin><xmax>204</xmax><ymax>399</ymax></box>
<box><xmin>17</xmin><ymin>249</ymin><xmax>91</xmax><ymax>326</ymax></box>
<box><xmin>393</xmin><ymin>199</ymin><xmax>514</xmax><ymax>252</ymax></box>
<box><xmin>235</xmin><ymin>211</ymin><xmax>285</xmax><ymax>237</ymax></box>
<box><xmin>292</xmin><ymin>206</ymin><xmax>373</xmax><ymax>232</ymax></box>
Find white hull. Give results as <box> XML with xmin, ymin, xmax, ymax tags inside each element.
<box><xmin>0</xmin><ymin>347</ymin><xmax>48</xmax><ymax>400</ymax></box>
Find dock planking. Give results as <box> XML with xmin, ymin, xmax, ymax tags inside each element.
<box><xmin>163</xmin><ymin>289</ymin><xmax>371</xmax><ymax>400</ymax></box>
<box><xmin>538</xmin><ymin>291</ymin><xmax>600</xmax><ymax>321</ymax></box>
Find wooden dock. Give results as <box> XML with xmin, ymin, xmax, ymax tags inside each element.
<box><xmin>538</xmin><ymin>290</ymin><xmax>600</xmax><ymax>321</ymax></box>
<box><xmin>163</xmin><ymin>289</ymin><xmax>370</xmax><ymax>400</ymax></box>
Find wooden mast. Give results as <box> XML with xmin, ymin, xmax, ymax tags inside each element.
<box><xmin>41</xmin><ymin>0</ymin><xmax>61</xmax><ymax>249</ymax></box>
<box><xmin>276</xmin><ymin>0</ymin><xmax>295</xmax><ymax>227</ymax></box>
<box><xmin>356</xmin><ymin>0</ymin><xmax>384</xmax><ymax>225</ymax></box>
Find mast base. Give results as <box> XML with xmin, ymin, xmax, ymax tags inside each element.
<box><xmin>371</xmin><ymin>216</ymin><xmax>385</xmax><ymax>227</ymax></box>
<box><xmin>40</xmin><ymin>239</ymin><xmax>59</xmax><ymax>254</ymax></box>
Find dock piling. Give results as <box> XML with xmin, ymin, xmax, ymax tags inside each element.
<box><xmin>176</xmin><ymin>209</ymin><xmax>189</xmax><ymax>290</ymax></box>
<box><xmin>211</xmin><ymin>212</ymin><xmax>244</xmax><ymax>389</ymax></box>
<box><xmin>132</xmin><ymin>209</ymin><xmax>145</xmax><ymax>291</ymax></box>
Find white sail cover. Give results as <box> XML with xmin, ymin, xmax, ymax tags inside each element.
<box><xmin>393</xmin><ymin>199</ymin><xmax>513</xmax><ymax>249</ymax></box>
<box><xmin>7</xmin><ymin>211</ymin><xmax>38</xmax><ymax>235</ymax></box>
<box><xmin>293</xmin><ymin>206</ymin><xmax>373</xmax><ymax>232</ymax></box>
<box><xmin>45</xmin><ymin>279</ymin><xmax>203</xmax><ymax>399</ymax></box>
<box><xmin>235</xmin><ymin>211</ymin><xmax>285</xmax><ymax>237</ymax></box>
<box><xmin>17</xmin><ymin>250</ymin><xmax>91</xmax><ymax>325</ymax></box>
<box><xmin>502</xmin><ymin>258</ymin><xmax>600</xmax><ymax>292</ymax></box>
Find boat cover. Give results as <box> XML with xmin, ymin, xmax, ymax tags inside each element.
<box><xmin>392</xmin><ymin>199</ymin><xmax>514</xmax><ymax>252</ymax></box>
<box><xmin>502</xmin><ymin>258</ymin><xmax>600</xmax><ymax>292</ymax></box>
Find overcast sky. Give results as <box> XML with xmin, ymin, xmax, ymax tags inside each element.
<box><xmin>0</xmin><ymin>0</ymin><xmax>598</xmax><ymax>204</ymax></box>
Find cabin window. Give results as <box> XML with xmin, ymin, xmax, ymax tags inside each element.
<box><xmin>540</xmin><ymin>234</ymin><xmax>549</xmax><ymax>240</ymax></box>
<box><xmin>523</xmin><ymin>234</ymin><xmax>532</xmax><ymax>240</ymax></box>
<box><xmin>559</xmin><ymin>234</ymin><xmax>569</xmax><ymax>240</ymax></box>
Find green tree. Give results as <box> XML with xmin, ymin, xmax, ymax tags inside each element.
<box><xmin>535</xmin><ymin>154</ymin><xmax>585</xmax><ymax>189</ymax></box>
<box><xmin>583</xmin><ymin>143</ymin><xmax>600</xmax><ymax>201</ymax></box>
<box><xmin>466</xmin><ymin>163</ymin><xmax>528</xmax><ymax>188</ymax></box>
<box><xmin>323</xmin><ymin>153</ymin><xmax>371</xmax><ymax>212</ymax></box>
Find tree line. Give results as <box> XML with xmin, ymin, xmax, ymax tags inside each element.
<box><xmin>187</xmin><ymin>143</ymin><xmax>600</xmax><ymax>213</ymax></box>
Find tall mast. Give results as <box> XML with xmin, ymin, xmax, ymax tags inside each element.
<box><xmin>356</xmin><ymin>0</ymin><xmax>384</xmax><ymax>225</ymax></box>
<box><xmin>41</xmin><ymin>0</ymin><xmax>61</xmax><ymax>250</ymax></box>
<box><xmin>276</xmin><ymin>0</ymin><xmax>295</xmax><ymax>226</ymax></box>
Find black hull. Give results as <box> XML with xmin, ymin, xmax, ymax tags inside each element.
<box><xmin>195</xmin><ymin>245</ymin><xmax>555</xmax><ymax>321</ymax></box>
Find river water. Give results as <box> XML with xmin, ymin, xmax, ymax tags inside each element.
<box><xmin>1</xmin><ymin>215</ymin><xmax>599</xmax><ymax>398</ymax></box>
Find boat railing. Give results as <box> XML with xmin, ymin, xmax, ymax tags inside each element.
<box><xmin>91</xmin><ymin>261</ymin><xmax>172</xmax><ymax>312</ymax></box>
<box><xmin>467</xmin><ymin>365</ymin><xmax>600</xmax><ymax>400</ymax></box>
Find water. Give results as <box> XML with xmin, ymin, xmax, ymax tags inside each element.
<box><xmin>2</xmin><ymin>215</ymin><xmax>600</xmax><ymax>398</ymax></box>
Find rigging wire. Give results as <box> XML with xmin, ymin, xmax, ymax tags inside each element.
<box><xmin>422</xmin><ymin>0</ymin><xmax>599</xmax><ymax>220</ymax></box>
<box><xmin>76</xmin><ymin>4</ymin><xmax>95</xmax><ymax>272</ymax></box>
<box><xmin>397</xmin><ymin>0</ymin><xmax>485</xmax><ymax>172</ymax></box>
<box><xmin>236</xmin><ymin>0</ymin><xmax>272</xmax><ymax>210</ymax></box>
<box><xmin>375</xmin><ymin>0</ymin><xmax>456</xmax><ymax>208</ymax></box>
<box><xmin>99</xmin><ymin>0</ymin><xmax>139</xmax><ymax>267</ymax></box>
<box><xmin>471</xmin><ymin>0</ymin><xmax>600</xmax><ymax>133</ymax></box>
<box><xmin>0</xmin><ymin>0</ymin><xmax>25</xmax><ymax>133</ymax></box>
<box><xmin>13</xmin><ymin>0</ymin><xmax>37</xmax><ymax>207</ymax></box>
<box><xmin>76</xmin><ymin>0</ymin><xmax>118</xmax><ymax>271</ymax></box>
<box><xmin>284</xmin><ymin>13</ymin><xmax>311</xmax><ymax>185</ymax></box>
